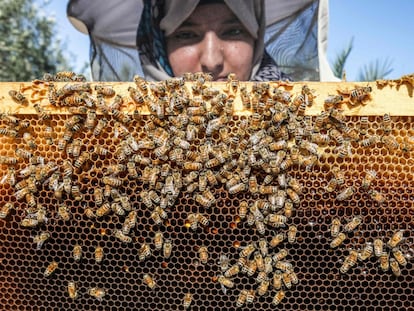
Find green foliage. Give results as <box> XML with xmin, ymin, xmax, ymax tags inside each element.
<box><xmin>332</xmin><ymin>37</ymin><xmax>354</xmax><ymax>79</ymax></box>
<box><xmin>358</xmin><ymin>58</ymin><xmax>393</xmax><ymax>81</ymax></box>
<box><xmin>0</xmin><ymin>0</ymin><xmax>73</xmax><ymax>81</ymax></box>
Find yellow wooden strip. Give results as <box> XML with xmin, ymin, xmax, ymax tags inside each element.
<box><xmin>0</xmin><ymin>78</ymin><xmax>413</xmax><ymax>116</ymax></box>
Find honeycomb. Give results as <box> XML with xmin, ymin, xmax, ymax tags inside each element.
<box><xmin>0</xmin><ymin>73</ymin><xmax>413</xmax><ymax>310</ymax></box>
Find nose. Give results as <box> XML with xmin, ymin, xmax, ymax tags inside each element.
<box><xmin>199</xmin><ymin>32</ymin><xmax>224</xmax><ymax>79</ymax></box>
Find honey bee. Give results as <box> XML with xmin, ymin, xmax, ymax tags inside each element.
<box><xmin>95</xmin><ymin>85</ymin><xmax>115</xmax><ymax>97</ymax></box>
<box><xmin>248</xmin><ymin>175</ymin><xmax>259</xmax><ymax>193</ymax></box>
<box><xmin>183</xmin><ymin>292</ymin><xmax>193</xmax><ymax>310</ymax></box>
<box><xmin>20</xmin><ymin>217</ymin><xmax>39</xmax><ymax>228</ymax></box>
<box><xmin>95</xmin><ymin>202</ymin><xmax>111</xmax><ymax>218</ymax></box>
<box><xmin>387</xmin><ymin>230</ymin><xmax>404</xmax><ymax>249</ymax></box>
<box><xmin>199</xmin><ymin>246</ymin><xmax>209</xmax><ymax>264</ymax></box>
<box><xmin>389</xmin><ymin>258</ymin><xmax>401</xmax><ymax>277</ymax></box>
<box><xmin>0</xmin><ymin>202</ymin><xmax>14</xmax><ymax>219</ymax></box>
<box><xmin>381</xmin><ymin>135</ymin><xmax>399</xmax><ymax>151</ymax></box>
<box><xmin>0</xmin><ymin>156</ymin><xmax>17</xmax><ymax>165</ymax></box>
<box><xmin>269</xmin><ymin>233</ymin><xmax>285</xmax><ymax>248</ymax></box>
<box><xmin>373</xmin><ymin>239</ymin><xmax>384</xmax><ymax>258</ymax></box>
<box><xmin>392</xmin><ymin>248</ymin><xmax>407</xmax><ymax>267</ymax></box>
<box><xmin>287</xmin><ymin>225</ymin><xmax>298</xmax><ymax>243</ymax></box>
<box><xmin>152</xmin><ymin>231</ymin><xmax>164</xmax><ymax>251</ymax></box>
<box><xmin>358</xmin><ymin>242</ymin><xmax>373</xmax><ymax>261</ymax></box>
<box><xmin>257</xmin><ymin>238</ymin><xmax>268</xmax><ymax>257</ymax></box>
<box><xmin>379</xmin><ymin>251</ymin><xmax>390</xmax><ymax>272</ymax></box>
<box><xmin>93</xmin><ymin>118</ymin><xmax>108</xmax><ymax>136</ymax></box>
<box><xmin>273</xmin><ymin>248</ymin><xmax>288</xmax><ymax>263</ymax></box>
<box><xmin>265</xmin><ymin>214</ymin><xmax>287</xmax><ymax>228</ymax></box>
<box><xmin>286</xmin><ymin>188</ymin><xmax>300</xmax><ymax>205</ymax></box>
<box><xmin>236</xmin><ymin>289</ymin><xmax>248</xmax><ymax>307</ymax></box>
<box><xmin>348</xmin><ymin>86</ymin><xmax>372</xmax><ymax>105</ymax></box>
<box><xmin>344</xmin><ymin>216</ymin><xmax>362</xmax><ymax>233</ymax></box>
<box><xmin>336</xmin><ymin>186</ymin><xmax>354</xmax><ymax>201</ymax></box>
<box><xmin>33</xmin><ymin>231</ymin><xmax>50</xmax><ymax>250</ymax></box>
<box><xmin>330</xmin><ymin>217</ymin><xmax>341</xmax><ymax>237</ymax></box>
<box><xmin>114</xmin><ymin>229</ymin><xmax>132</xmax><ymax>244</ymax></box>
<box><xmin>361</xmin><ymin>170</ymin><xmax>377</xmax><ymax>189</ymax></box>
<box><xmin>360</xmin><ymin>135</ymin><xmax>378</xmax><ymax>148</ymax></box>
<box><xmin>163</xmin><ymin>239</ymin><xmax>173</xmax><ymax>259</ymax></box>
<box><xmin>143</xmin><ymin>273</ymin><xmax>156</xmax><ymax>290</ymax></box>
<box><xmin>255</xmin><ymin>219</ymin><xmax>266</xmax><ymax>235</ymax></box>
<box><xmin>67</xmin><ymin>281</ymin><xmax>78</xmax><ymax>300</ymax></box>
<box><xmin>324</xmin><ymin>94</ymin><xmax>343</xmax><ymax>109</ymax></box>
<box><xmin>272</xmin><ymin>289</ymin><xmax>286</xmax><ymax>306</ymax></box>
<box><xmin>58</xmin><ymin>203</ymin><xmax>71</xmax><ymax>221</ymax></box>
<box><xmin>139</xmin><ymin>242</ymin><xmax>151</xmax><ymax>261</ymax></box>
<box><xmin>9</xmin><ymin>90</ymin><xmax>29</xmax><ymax>105</ymax></box>
<box><xmin>44</xmin><ymin>260</ymin><xmax>59</xmax><ymax>277</ymax></box>
<box><xmin>95</xmin><ymin>246</ymin><xmax>104</xmax><ymax>263</ymax></box>
<box><xmin>224</xmin><ymin>264</ymin><xmax>240</xmax><ymax>278</ymax></box>
<box><xmin>22</xmin><ymin>132</ymin><xmax>37</xmax><ymax>149</ymax></box>
<box><xmin>369</xmin><ymin>189</ymin><xmax>385</xmax><ymax>204</ymax></box>
<box><xmin>88</xmin><ymin>287</ymin><xmax>106</xmax><ymax>301</ymax></box>
<box><xmin>218</xmin><ymin>275</ymin><xmax>234</xmax><ymax>291</ymax></box>
<box><xmin>73</xmin><ymin>243</ymin><xmax>82</xmax><ymax>262</ymax></box>
<box><xmin>330</xmin><ymin>232</ymin><xmax>346</xmax><ymax>249</ymax></box>
<box><xmin>257</xmin><ymin>279</ymin><xmax>270</xmax><ymax>296</ymax></box>
<box><xmin>340</xmin><ymin>249</ymin><xmax>358</xmax><ymax>274</ymax></box>
<box><xmin>381</xmin><ymin>113</ymin><xmax>392</xmax><ymax>133</ymax></box>
<box><xmin>239</xmin><ymin>242</ymin><xmax>256</xmax><ymax>258</ymax></box>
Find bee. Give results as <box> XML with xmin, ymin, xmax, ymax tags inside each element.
<box><xmin>0</xmin><ymin>127</ymin><xmax>18</xmax><ymax>138</ymax></box>
<box><xmin>265</xmin><ymin>214</ymin><xmax>287</xmax><ymax>228</ymax></box>
<box><xmin>287</xmin><ymin>225</ymin><xmax>298</xmax><ymax>243</ymax></box>
<box><xmin>349</xmin><ymin>86</ymin><xmax>372</xmax><ymax>105</ymax></box>
<box><xmin>369</xmin><ymin>189</ymin><xmax>385</xmax><ymax>204</ymax></box>
<box><xmin>340</xmin><ymin>250</ymin><xmax>358</xmax><ymax>274</ymax></box>
<box><xmin>73</xmin><ymin>243</ymin><xmax>82</xmax><ymax>262</ymax></box>
<box><xmin>379</xmin><ymin>251</ymin><xmax>390</xmax><ymax>272</ymax></box>
<box><xmin>361</xmin><ymin>170</ymin><xmax>377</xmax><ymax>189</ymax></box>
<box><xmin>183</xmin><ymin>293</ymin><xmax>193</xmax><ymax>310</ymax></box>
<box><xmin>58</xmin><ymin>203</ymin><xmax>71</xmax><ymax>221</ymax></box>
<box><xmin>381</xmin><ymin>135</ymin><xmax>399</xmax><ymax>151</ymax></box>
<box><xmin>114</xmin><ymin>229</ymin><xmax>132</xmax><ymax>244</ymax></box>
<box><xmin>286</xmin><ymin>188</ymin><xmax>300</xmax><ymax>205</ymax></box>
<box><xmin>95</xmin><ymin>246</ymin><xmax>104</xmax><ymax>263</ymax></box>
<box><xmin>389</xmin><ymin>258</ymin><xmax>401</xmax><ymax>277</ymax></box>
<box><xmin>387</xmin><ymin>230</ymin><xmax>404</xmax><ymax>249</ymax></box>
<box><xmin>324</xmin><ymin>94</ymin><xmax>343</xmax><ymax>109</ymax></box>
<box><xmin>143</xmin><ymin>273</ymin><xmax>156</xmax><ymax>290</ymax></box>
<box><xmin>44</xmin><ymin>260</ymin><xmax>59</xmax><ymax>277</ymax></box>
<box><xmin>102</xmin><ymin>176</ymin><xmax>122</xmax><ymax>187</ymax></box>
<box><xmin>224</xmin><ymin>264</ymin><xmax>240</xmax><ymax>278</ymax></box>
<box><xmin>199</xmin><ymin>246</ymin><xmax>209</xmax><ymax>264</ymax></box>
<box><xmin>71</xmin><ymin>185</ymin><xmax>82</xmax><ymax>201</ymax></box>
<box><xmin>373</xmin><ymin>239</ymin><xmax>384</xmax><ymax>258</ymax></box>
<box><xmin>246</xmin><ymin>289</ymin><xmax>255</xmax><ymax>305</ymax></box>
<box><xmin>254</xmin><ymin>252</ymin><xmax>265</xmax><ymax>272</ymax></box>
<box><xmin>0</xmin><ymin>202</ymin><xmax>14</xmax><ymax>219</ymax></box>
<box><xmin>84</xmin><ymin>208</ymin><xmax>96</xmax><ymax>219</ymax></box>
<box><xmin>236</xmin><ymin>289</ymin><xmax>248</xmax><ymax>308</ymax></box>
<box><xmin>381</xmin><ymin>113</ymin><xmax>392</xmax><ymax>133</ymax></box>
<box><xmin>163</xmin><ymin>239</ymin><xmax>173</xmax><ymax>259</ymax></box>
<box><xmin>88</xmin><ymin>287</ymin><xmax>106</xmax><ymax>301</ymax></box>
<box><xmin>336</xmin><ymin>186</ymin><xmax>354</xmax><ymax>201</ymax></box>
<box><xmin>392</xmin><ymin>248</ymin><xmax>407</xmax><ymax>267</ymax></box>
<box><xmin>359</xmin><ymin>116</ymin><xmax>369</xmax><ymax>135</ymax></box>
<box><xmin>0</xmin><ymin>156</ymin><xmax>17</xmax><ymax>165</ymax></box>
<box><xmin>152</xmin><ymin>231</ymin><xmax>164</xmax><ymax>251</ymax></box>
<box><xmin>358</xmin><ymin>242</ymin><xmax>373</xmax><ymax>261</ymax></box>
<box><xmin>257</xmin><ymin>238</ymin><xmax>268</xmax><ymax>257</ymax></box>
<box><xmin>96</xmin><ymin>202</ymin><xmax>111</xmax><ymax>218</ymax></box>
<box><xmin>257</xmin><ymin>279</ymin><xmax>270</xmax><ymax>296</ymax></box>
<box><xmin>9</xmin><ymin>90</ymin><xmax>29</xmax><ymax>105</ymax></box>
<box><xmin>33</xmin><ymin>231</ymin><xmax>50</xmax><ymax>250</ymax></box>
<box><xmin>273</xmin><ymin>248</ymin><xmax>288</xmax><ymax>263</ymax></box>
<box><xmin>139</xmin><ymin>242</ymin><xmax>151</xmax><ymax>261</ymax></box>
<box><xmin>197</xmin><ymin>213</ymin><xmax>209</xmax><ymax>227</ymax></box>
<box><xmin>20</xmin><ymin>217</ymin><xmax>39</xmax><ymax>228</ymax></box>
<box><xmin>360</xmin><ymin>135</ymin><xmax>378</xmax><ymax>148</ymax></box>
<box><xmin>344</xmin><ymin>216</ymin><xmax>362</xmax><ymax>233</ymax></box>
<box><xmin>93</xmin><ymin>118</ymin><xmax>108</xmax><ymax>136</ymax></box>
<box><xmin>44</xmin><ymin>126</ymin><xmax>54</xmax><ymax>145</ymax></box>
<box><xmin>330</xmin><ymin>232</ymin><xmax>346</xmax><ymax>249</ymax></box>
<box><xmin>239</xmin><ymin>242</ymin><xmax>256</xmax><ymax>258</ymax></box>
<box><xmin>248</xmin><ymin>175</ymin><xmax>259</xmax><ymax>193</ymax></box>
<box><xmin>74</xmin><ymin>151</ymin><xmax>90</xmax><ymax>169</ymax></box>
<box><xmin>272</xmin><ymin>290</ymin><xmax>286</xmax><ymax>306</ymax></box>
<box><xmin>15</xmin><ymin>148</ymin><xmax>32</xmax><ymax>160</ymax></box>
<box><xmin>95</xmin><ymin>85</ymin><xmax>115</xmax><ymax>97</ymax></box>
<box><xmin>67</xmin><ymin>281</ymin><xmax>78</xmax><ymax>300</ymax></box>
<box><xmin>330</xmin><ymin>217</ymin><xmax>341</xmax><ymax>237</ymax></box>
<box><xmin>269</xmin><ymin>233</ymin><xmax>285</xmax><ymax>248</ymax></box>
<box><xmin>23</xmin><ymin>132</ymin><xmax>37</xmax><ymax>149</ymax></box>
<box><xmin>255</xmin><ymin>219</ymin><xmax>266</xmax><ymax>235</ymax></box>
<box><xmin>218</xmin><ymin>275</ymin><xmax>234</xmax><ymax>290</ymax></box>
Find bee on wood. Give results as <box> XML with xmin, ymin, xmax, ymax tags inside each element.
<box><xmin>9</xmin><ymin>89</ymin><xmax>29</xmax><ymax>105</ymax></box>
<box><xmin>95</xmin><ymin>85</ymin><xmax>115</xmax><ymax>97</ymax></box>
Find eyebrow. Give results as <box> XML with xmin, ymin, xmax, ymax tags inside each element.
<box><xmin>179</xmin><ymin>17</ymin><xmax>242</xmax><ymax>28</ymax></box>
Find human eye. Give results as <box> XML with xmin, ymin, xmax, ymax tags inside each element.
<box><xmin>222</xmin><ymin>26</ymin><xmax>248</xmax><ymax>39</ymax></box>
<box><xmin>172</xmin><ymin>30</ymin><xmax>199</xmax><ymax>41</ymax></box>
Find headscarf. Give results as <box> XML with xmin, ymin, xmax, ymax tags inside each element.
<box><xmin>137</xmin><ymin>0</ymin><xmax>289</xmax><ymax>81</ymax></box>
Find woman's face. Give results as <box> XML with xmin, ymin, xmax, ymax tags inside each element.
<box><xmin>165</xmin><ymin>3</ymin><xmax>255</xmax><ymax>81</ymax></box>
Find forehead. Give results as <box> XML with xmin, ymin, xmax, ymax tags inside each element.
<box><xmin>179</xmin><ymin>3</ymin><xmax>241</xmax><ymax>27</ymax></box>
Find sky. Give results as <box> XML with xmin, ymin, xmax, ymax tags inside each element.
<box><xmin>47</xmin><ymin>0</ymin><xmax>414</xmax><ymax>81</ymax></box>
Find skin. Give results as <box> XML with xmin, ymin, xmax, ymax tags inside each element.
<box><xmin>165</xmin><ymin>3</ymin><xmax>255</xmax><ymax>81</ymax></box>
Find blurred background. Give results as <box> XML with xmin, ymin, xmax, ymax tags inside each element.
<box><xmin>1</xmin><ymin>0</ymin><xmax>413</xmax><ymax>81</ymax></box>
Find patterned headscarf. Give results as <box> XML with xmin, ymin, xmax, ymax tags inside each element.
<box><xmin>137</xmin><ymin>0</ymin><xmax>290</xmax><ymax>81</ymax></box>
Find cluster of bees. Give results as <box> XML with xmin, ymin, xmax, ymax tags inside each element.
<box><xmin>0</xmin><ymin>71</ymin><xmax>412</xmax><ymax>308</ymax></box>
<box><xmin>329</xmin><ymin>216</ymin><xmax>408</xmax><ymax>276</ymax></box>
